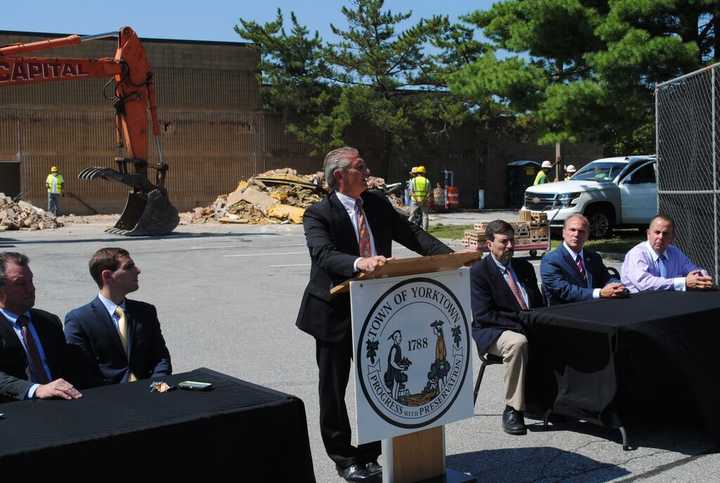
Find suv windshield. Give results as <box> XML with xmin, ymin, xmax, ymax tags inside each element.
<box><xmin>572</xmin><ymin>162</ymin><xmax>625</xmax><ymax>182</ymax></box>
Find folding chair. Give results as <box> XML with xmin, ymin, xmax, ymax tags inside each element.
<box><xmin>473</xmin><ymin>352</ymin><xmax>503</xmax><ymax>404</ymax></box>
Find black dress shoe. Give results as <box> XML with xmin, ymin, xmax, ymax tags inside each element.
<box><xmin>364</xmin><ymin>461</ymin><xmax>382</xmax><ymax>475</ymax></box>
<box><xmin>337</xmin><ymin>464</ymin><xmax>374</xmax><ymax>481</ymax></box>
<box><xmin>502</xmin><ymin>405</ymin><xmax>527</xmax><ymax>435</ymax></box>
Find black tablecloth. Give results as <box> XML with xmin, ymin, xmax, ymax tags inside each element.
<box><xmin>522</xmin><ymin>291</ymin><xmax>720</xmax><ymax>434</ymax></box>
<box><xmin>0</xmin><ymin>367</ymin><xmax>315</xmax><ymax>480</ymax></box>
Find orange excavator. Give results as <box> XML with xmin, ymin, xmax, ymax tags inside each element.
<box><xmin>0</xmin><ymin>26</ymin><xmax>179</xmax><ymax>235</ymax></box>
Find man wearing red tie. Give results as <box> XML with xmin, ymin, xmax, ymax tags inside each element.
<box><xmin>540</xmin><ymin>214</ymin><xmax>626</xmax><ymax>305</ymax></box>
<box><xmin>470</xmin><ymin>220</ymin><xmax>544</xmax><ymax>435</ymax></box>
<box><xmin>0</xmin><ymin>252</ymin><xmax>82</xmax><ymax>401</ymax></box>
<box><xmin>296</xmin><ymin>147</ymin><xmax>452</xmax><ymax>482</ymax></box>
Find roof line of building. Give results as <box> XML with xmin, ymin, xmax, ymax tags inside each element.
<box><xmin>0</xmin><ymin>29</ymin><xmax>255</xmax><ymax>48</ymax></box>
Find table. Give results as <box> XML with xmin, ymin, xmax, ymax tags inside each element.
<box><xmin>522</xmin><ymin>291</ymin><xmax>720</xmax><ymax>447</ymax></box>
<box><xmin>0</xmin><ymin>367</ymin><xmax>315</xmax><ymax>479</ymax></box>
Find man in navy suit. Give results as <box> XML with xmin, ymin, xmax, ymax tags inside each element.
<box><xmin>297</xmin><ymin>147</ymin><xmax>452</xmax><ymax>482</ymax></box>
<box><xmin>0</xmin><ymin>252</ymin><xmax>83</xmax><ymax>402</ymax></box>
<box><xmin>541</xmin><ymin>214</ymin><xmax>625</xmax><ymax>305</ymax></box>
<box><xmin>64</xmin><ymin>248</ymin><xmax>171</xmax><ymax>387</ymax></box>
<box><xmin>470</xmin><ymin>220</ymin><xmax>544</xmax><ymax>435</ymax></box>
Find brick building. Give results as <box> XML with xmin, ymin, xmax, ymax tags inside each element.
<box><xmin>0</xmin><ymin>29</ymin><xmax>601</xmax><ymax>213</ymax></box>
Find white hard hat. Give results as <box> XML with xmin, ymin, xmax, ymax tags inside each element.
<box><xmin>541</xmin><ymin>160</ymin><xmax>552</xmax><ymax>169</ymax></box>
<box><xmin>566</xmin><ymin>164</ymin><xmax>576</xmax><ymax>173</ymax></box>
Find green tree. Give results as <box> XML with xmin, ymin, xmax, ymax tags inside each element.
<box><xmin>450</xmin><ymin>0</ymin><xmax>720</xmax><ymax>153</ymax></box>
<box><xmin>236</xmin><ymin>1</ymin><xmax>484</xmax><ymax>175</ymax></box>
<box><xmin>449</xmin><ymin>0</ymin><xmax>605</xmax><ymax>150</ymax></box>
<box><xmin>234</xmin><ymin>10</ymin><xmax>338</xmax><ymax>153</ymax></box>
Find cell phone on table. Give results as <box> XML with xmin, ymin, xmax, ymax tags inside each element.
<box><xmin>178</xmin><ymin>380</ymin><xmax>213</xmax><ymax>391</ymax></box>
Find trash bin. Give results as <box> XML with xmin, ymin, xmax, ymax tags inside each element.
<box><xmin>507</xmin><ymin>160</ymin><xmax>541</xmax><ymax>208</ymax></box>
<box><xmin>447</xmin><ymin>186</ymin><xmax>460</xmax><ymax>209</ymax></box>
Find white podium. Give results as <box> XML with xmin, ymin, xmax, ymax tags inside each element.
<box><xmin>335</xmin><ymin>252</ymin><xmax>480</xmax><ymax>483</ymax></box>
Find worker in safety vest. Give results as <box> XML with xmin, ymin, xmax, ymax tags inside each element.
<box><xmin>409</xmin><ymin>165</ymin><xmax>430</xmax><ymax>230</ymax></box>
<box><xmin>46</xmin><ymin>165</ymin><xmax>64</xmax><ymax>216</ymax></box>
<box><xmin>533</xmin><ymin>160</ymin><xmax>552</xmax><ymax>186</ymax></box>
<box><xmin>564</xmin><ymin>164</ymin><xmax>577</xmax><ymax>181</ymax></box>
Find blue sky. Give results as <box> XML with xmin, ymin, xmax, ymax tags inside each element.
<box><xmin>3</xmin><ymin>0</ymin><xmax>496</xmax><ymax>43</ymax></box>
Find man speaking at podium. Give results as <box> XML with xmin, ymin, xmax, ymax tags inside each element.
<box><xmin>296</xmin><ymin>147</ymin><xmax>452</xmax><ymax>482</ymax></box>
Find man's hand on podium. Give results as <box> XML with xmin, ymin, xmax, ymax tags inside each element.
<box><xmin>357</xmin><ymin>256</ymin><xmax>390</xmax><ymax>273</ymax></box>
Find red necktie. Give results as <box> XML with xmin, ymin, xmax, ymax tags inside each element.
<box><xmin>355</xmin><ymin>199</ymin><xmax>372</xmax><ymax>257</ymax></box>
<box><xmin>576</xmin><ymin>254</ymin><xmax>586</xmax><ymax>276</ymax></box>
<box><xmin>505</xmin><ymin>268</ymin><xmax>529</xmax><ymax>310</ymax></box>
<box><xmin>17</xmin><ymin>315</ymin><xmax>51</xmax><ymax>384</ymax></box>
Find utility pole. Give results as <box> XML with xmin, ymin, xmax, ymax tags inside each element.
<box><xmin>555</xmin><ymin>142</ymin><xmax>563</xmax><ymax>181</ymax></box>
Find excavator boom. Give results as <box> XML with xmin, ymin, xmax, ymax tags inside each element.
<box><xmin>0</xmin><ymin>27</ymin><xmax>178</xmax><ymax>235</ymax></box>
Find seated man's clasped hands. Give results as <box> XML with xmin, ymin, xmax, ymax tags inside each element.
<box><xmin>541</xmin><ymin>214</ymin><xmax>626</xmax><ymax>305</ymax></box>
<box><xmin>622</xmin><ymin>215</ymin><xmax>714</xmax><ymax>292</ymax></box>
<box><xmin>0</xmin><ymin>252</ymin><xmax>82</xmax><ymax>402</ymax></box>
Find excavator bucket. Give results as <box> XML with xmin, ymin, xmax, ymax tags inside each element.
<box><xmin>78</xmin><ymin>166</ymin><xmax>179</xmax><ymax>236</ymax></box>
<box><xmin>106</xmin><ymin>189</ymin><xmax>179</xmax><ymax>236</ymax></box>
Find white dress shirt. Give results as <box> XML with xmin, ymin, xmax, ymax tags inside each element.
<box><xmin>335</xmin><ymin>191</ymin><xmax>377</xmax><ymax>272</ymax></box>
<box><xmin>97</xmin><ymin>292</ymin><xmax>127</xmax><ymax>331</ymax></box>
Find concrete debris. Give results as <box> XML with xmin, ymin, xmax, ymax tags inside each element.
<box><xmin>191</xmin><ymin>168</ymin><xmax>325</xmax><ymax>224</ymax></box>
<box><xmin>190</xmin><ymin>169</ymin><xmax>406</xmax><ymax>225</ymax></box>
<box><xmin>0</xmin><ymin>193</ymin><xmax>63</xmax><ymax>231</ymax></box>
<box><xmin>366</xmin><ymin>176</ymin><xmax>386</xmax><ymax>190</ymax></box>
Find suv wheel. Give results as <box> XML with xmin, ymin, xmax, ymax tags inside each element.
<box><xmin>586</xmin><ymin>208</ymin><xmax>612</xmax><ymax>239</ymax></box>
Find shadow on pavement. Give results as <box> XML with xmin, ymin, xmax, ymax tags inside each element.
<box><xmin>0</xmin><ymin>231</ymin><xmax>280</xmax><ymax>246</ymax></box>
<box><xmin>448</xmin><ymin>447</ymin><xmax>630</xmax><ymax>482</ymax></box>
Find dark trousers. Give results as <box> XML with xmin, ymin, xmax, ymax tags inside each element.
<box><xmin>316</xmin><ymin>335</ymin><xmax>381</xmax><ymax>469</ymax></box>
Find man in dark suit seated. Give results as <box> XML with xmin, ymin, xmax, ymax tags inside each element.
<box><xmin>0</xmin><ymin>252</ymin><xmax>82</xmax><ymax>402</ymax></box>
<box><xmin>541</xmin><ymin>214</ymin><xmax>626</xmax><ymax>305</ymax></box>
<box><xmin>470</xmin><ymin>220</ymin><xmax>544</xmax><ymax>435</ymax></box>
<box><xmin>64</xmin><ymin>248</ymin><xmax>171</xmax><ymax>387</ymax></box>
<box><xmin>297</xmin><ymin>146</ymin><xmax>452</xmax><ymax>482</ymax></box>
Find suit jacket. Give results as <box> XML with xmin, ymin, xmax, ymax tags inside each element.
<box><xmin>64</xmin><ymin>297</ymin><xmax>171</xmax><ymax>386</ymax></box>
<box><xmin>0</xmin><ymin>309</ymin><xmax>75</xmax><ymax>401</ymax></box>
<box><xmin>540</xmin><ymin>245</ymin><xmax>617</xmax><ymax>305</ymax></box>
<box><xmin>296</xmin><ymin>190</ymin><xmax>452</xmax><ymax>343</ymax></box>
<box><xmin>470</xmin><ymin>255</ymin><xmax>544</xmax><ymax>354</ymax></box>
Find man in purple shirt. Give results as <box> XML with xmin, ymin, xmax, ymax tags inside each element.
<box><xmin>621</xmin><ymin>215</ymin><xmax>714</xmax><ymax>293</ymax></box>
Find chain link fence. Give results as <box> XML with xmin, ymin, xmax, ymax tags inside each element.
<box><xmin>656</xmin><ymin>64</ymin><xmax>719</xmax><ymax>280</ymax></box>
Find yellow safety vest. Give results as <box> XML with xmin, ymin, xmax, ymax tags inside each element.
<box><xmin>46</xmin><ymin>173</ymin><xmax>64</xmax><ymax>194</ymax></box>
<box><xmin>410</xmin><ymin>176</ymin><xmax>429</xmax><ymax>202</ymax></box>
<box><xmin>533</xmin><ymin>170</ymin><xmax>548</xmax><ymax>186</ymax></box>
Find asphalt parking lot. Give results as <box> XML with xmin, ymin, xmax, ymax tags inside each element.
<box><xmin>1</xmin><ymin>216</ymin><xmax>718</xmax><ymax>482</ymax></box>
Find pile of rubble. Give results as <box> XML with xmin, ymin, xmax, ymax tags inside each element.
<box><xmin>0</xmin><ymin>193</ymin><xmax>62</xmax><ymax>231</ymax></box>
<box><xmin>190</xmin><ymin>169</ymin><xmax>405</xmax><ymax>225</ymax></box>
<box><xmin>191</xmin><ymin>168</ymin><xmax>325</xmax><ymax>224</ymax></box>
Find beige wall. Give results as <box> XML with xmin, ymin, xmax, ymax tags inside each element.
<box><xmin>0</xmin><ymin>30</ymin><xmax>602</xmax><ymax>213</ymax></box>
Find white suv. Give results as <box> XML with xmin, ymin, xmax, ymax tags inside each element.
<box><xmin>522</xmin><ymin>155</ymin><xmax>657</xmax><ymax>238</ymax></box>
